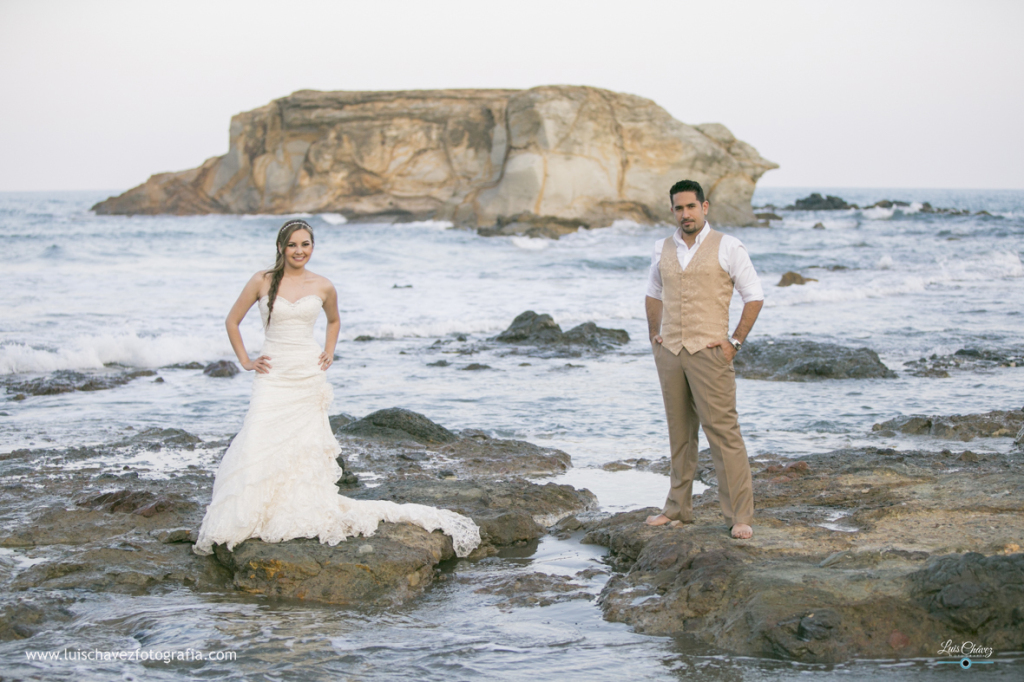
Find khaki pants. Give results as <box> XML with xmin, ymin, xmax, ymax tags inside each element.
<box><xmin>653</xmin><ymin>342</ymin><xmax>754</xmax><ymax>526</ymax></box>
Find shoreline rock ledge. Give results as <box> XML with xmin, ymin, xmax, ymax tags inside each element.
<box><xmin>92</xmin><ymin>86</ymin><xmax>777</xmax><ymax>229</ymax></box>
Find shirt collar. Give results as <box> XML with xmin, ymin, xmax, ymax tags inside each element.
<box><xmin>673</xmin><ymin>221</ymin><xmax>711</xmax><ymax>249</ymax></box>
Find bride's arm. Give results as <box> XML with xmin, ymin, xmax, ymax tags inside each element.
<box><xmin>226</xmin><ymin>272</ymin><xmax>271</xmax><ymax>373</ymax></box>
<box><xmin>319</xmin><ymin>284</ymin><xmax>340</xmax><ymax>371</ymax></box>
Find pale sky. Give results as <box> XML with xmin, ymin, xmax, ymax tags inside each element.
<box><xmin>1</xmin><ymin>0</ymin><xmax>1021</xmax><ymax>192</ymax></box>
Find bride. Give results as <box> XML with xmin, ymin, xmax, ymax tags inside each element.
<box><xmin>194</xmin><ymin>219</ymin><xmax>480</xmax><ymax>558</ymax></box>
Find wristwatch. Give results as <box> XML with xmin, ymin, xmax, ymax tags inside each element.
<box><xmin>728</xmin><ymin>337</ymin><xmax>742</xmax><ymax>351</ymax></box>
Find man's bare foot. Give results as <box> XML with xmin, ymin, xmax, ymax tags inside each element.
<box><xmin>645</xmin><ymin>514</ymin><xmax>672</xmax><ymax>526</ymax></box>
<box><xmin>731</xmin><ymin>523</ymin><xmax>753</xmax><ymax>539</ymax></box>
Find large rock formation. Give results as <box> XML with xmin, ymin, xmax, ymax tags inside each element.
<box><xmin>93</xmin><ymin>86</ymin><xmax>777</xmax><ymax>228</ymax></box>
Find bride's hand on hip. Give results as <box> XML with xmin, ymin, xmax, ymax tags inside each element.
<box><xmin>319</xmin><ymin>351</ymin><xmax>333</xmax><ymax>371</ymax></box>
<box><xmin>245</xmin><ymin>355</ymin><xmax>272</xmax><ymax>374</ymax></box>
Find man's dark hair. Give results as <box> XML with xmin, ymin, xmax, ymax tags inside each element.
<box><xmin>669</xmin><ymin>180</ymin><xmax>705</xmax><ymax>205</ymax></box>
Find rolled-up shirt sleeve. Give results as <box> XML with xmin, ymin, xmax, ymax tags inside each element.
<box><xmin>646</xmin><ymin>239</ymin><xmax>664</xmax><ymax>300</ymax></box>
<box><xmin>725</xmin><ymin>239</ymin><xmax>764</xmax><ymax>303</ymax></box>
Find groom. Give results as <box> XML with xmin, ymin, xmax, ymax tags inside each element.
<box><xmin>645</xmin><ymin>180</ymin><xmax>763</xmax><ymax>539</ymax></box>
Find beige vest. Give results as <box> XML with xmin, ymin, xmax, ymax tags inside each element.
<box><xmin>659</xmin><ymin>228</ymin><xmax>734</xmax><ymax>355</ymax></box>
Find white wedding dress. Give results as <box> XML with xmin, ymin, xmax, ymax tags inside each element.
<box><xmin>194</xmin><ymin>294</ymin><xmax>480</xmax><ymax>558</ymax></box>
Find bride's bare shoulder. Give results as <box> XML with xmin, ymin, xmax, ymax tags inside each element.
<box><xmin>303</xmin><ymin>270</ymin><xmax>335</xmax><ymax>301</ymax></box>
<box><xmin>243</xmin><ymin>270</ymin><xmax>272</xmax><ymax>297</ymax></box>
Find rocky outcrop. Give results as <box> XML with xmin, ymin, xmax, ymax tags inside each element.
<box><xmin>212</xmin><ymin>477</ymin><xmax>597</xmax><ymax>604</ymax></box>
<box><xmin>584</xmin><ymin>446</ymin><xmax>1024</xmax><ymax>662</ymax></box>
<box><xmin>202</xmin><ymin>360</ymin><xmax>239</xmax><ymax>378</ymax></box>
<box><xmin>494</xmin><ymin>311</ymin><xmax>629</xmax><ymax>352</ymax></box>
<box><xmin>787</xmin><ymin>193</ymin><xmax>854</xmax><ymax>210</ymax></box>
<box><xmin>872</xmin><ymin>409</ymin><xmax>1024</xmax><ymax>442</ymax></box>
<box><xmin>903</xmin><ymin>348</ymin><xmax>1023</xmax><ymax>377</ymax></box>
<box><xmin>336</xmin><ymin>408</ymin><xmax>574</xmax><ymax>480</ymax></box>
<box><xmin>0</xmin><ymin>413</ymin><xmax>595</xmax><ymax>609</ymax></box>
<box><xmin>733</xmin><ymin>340</ymin><xmax>897</xmax><ymax>381</ymax></box>
<box><xmin>339</xmin><ymin>407</ymin><xmax>459</xmax><ymax>444</ymax></box>
<box><xmin>214</xmin><ymin>525</ymin><xmax>456</xmax><ymax>606</ymax></box>
<box><xmin>3</xmin><ymin>369</ymin><xmax>156</xmax><ymax>396</ymax></box>
<box><xmin>777</xmin><ymin>271</ymin><xmax>817</xmax><ymax>287</ymax></box>
<box><xmin>92</xmin><ymin>86</ymin><xmax>777</xmax><ymax>228</ymax></box>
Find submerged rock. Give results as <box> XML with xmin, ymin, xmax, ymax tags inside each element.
<box><xmin>733</xmin><ymin>340</ymin><xmax>897</xmax><ymax>381</ymax></box>
<box><xmin>462</xmin><ymin>571</ymin><xmax>595</xmax><ymax>609</ymax></box>
<box><xmin>3</xmin><ymin>369</ymin><xmax>156</xmax><ymax>396</ymax></box>
<box><xmin>872</xmin><ymin>409</ymin><xmax>1024</xmax><ymax>442</ymax></box>
<box><xmin>585</xmin><ymin>446</ymin><xmax>1024</xmax><ymax>662</ymax></box>
<box><xmin>0</xmin><ymin>598</ymin><xmax>74</xmax><ymax>641</ymax></box>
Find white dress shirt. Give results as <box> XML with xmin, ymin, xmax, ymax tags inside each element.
<box><xmin>646</xmin><ymin>222</ymin><xmax>764</xmax><ymax>303</ymax></box>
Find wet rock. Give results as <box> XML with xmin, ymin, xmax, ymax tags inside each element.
<box><xmin>787</xmin><ymin>193</ymin><xmax>854</xmax><ymax>210</ymax></box>
<box><xmin>3</xmin><ymin>369</ymin><xmax>156</xmax><ymax>396</ymax></box>
<box><xmin>867</xmin><ymin>199</ymin><xmax>911</xmax><ymax>209</ymax></box>
<box><xmin>734</xmin><ymin>340</ymin><xmax>897</xmax><ymax>381</ymax></box>
<box><xmin>777</xmin><ymin>271</ymin><xmax>817</xmax><ymax>286</ymax></box>
<box><xmin>586</xmin><ymin>446</ymin><xmax>1024</xmax><ymax>662</ymax></box>
<box><xmin>435</xmin><ymin>435</ymin><xmax>572</xmax><ymax>477</ymax></box>
<box><xmin>461</xmin><ymin>363</ymin><xmax>492</xmax><ymax>371</ymax></box>
<box><xmin>203</xmin><ymin>360</ymin><xmax>239</xmax><ymax>378</ymax></box>
<box><xmin>872</xmin><ymin>409</ymin><xmax>1023</xmax><ymax>442</ymax></box>
<box><xmin>339</xmin><ymin>408</ymin><xmax>459</xmax><ymax>445</ymax></box>
<box><xmin>601</xmin><ymin>457</ymin><xmax>670</xmax><ymax>476</ymax></box>
<box><xmin>150</xmin><ymin>528</ymin><xmax>193</xmax><ymax>544</ymax></box>
<box><xmin>351</xmin><ymin>478</ymin><xmax>597</xmax><ymax>549</ymax></box>
<box><xmin>339</xmin><ymin>418</ymin><xmax>573</xmax><ymax>481</ymax></box>
<box><xmin>493</xmin><ymin>311</ymin><xmax>629</xmax><ymax>352</ymax></box>
<box><xmin>328</xmin><ymin>412</ymin><xmax>357</xmax><ymax>432</ymax></box>
<box><xmin>76</xmin><ymin>489</ymin><xmax>194</xmax><ymax>517</ymax></box>
<box><xmin>919</xmin><ymin>202</ymin><xmax>971</xmax><ymax>216</ymax></box>
<box><xmin>165</xmin><ymin>361</ymin><xmax>205</xmax><ymax>370</ymax></box>
<box><xmin>115</xmin><ymin>427</ymin><xmax>203</xmax><ymax>451</ymax></box>
<box><xmin>213</xmin><ymin>523</ymin><xmax>455</xmax><ymax>606</ymax></box>
<box><xmin>755</xmin><ymin>212</ymin><xmax>782</xmax><ymax>221</ymax></box>
<box><xmin>563</xmin><ymin>322</ymin><xmax>630</xmax><ymax>347</ymax></box>
<box><xmin>427</xmin><ymin>359</ymin><xmax>450</xmax><ymax>367</ymax></box>
<box><xmin>812</xmin><ymin>222</ymin><xmax>825</xmax><ymax>229</ymax></box>
<box><xmin>495</xmin><ymin>311</ymin><xmax>564</xmax><ymax>345</ymax></box>
<box><xmin>903</xmin><ymin>348</ymin><xmax>1023</xmax><ymax>376</ymax></box>
<box><xmin>910</xmin><ymin>552</ymin><xmax>1024</xmax><ymax>650</ymax></box>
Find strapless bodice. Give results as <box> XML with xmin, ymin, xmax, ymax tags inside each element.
<box><xmin>259</xmin><ymin>295</ymin><xmax>323</xmax><ymax>346</ymax></box>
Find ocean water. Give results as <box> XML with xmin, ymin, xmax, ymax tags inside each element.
<box><xmin>1</xmin><ymin>188</ymin><xmax>1022</xmax><ymax>679</ymax></box>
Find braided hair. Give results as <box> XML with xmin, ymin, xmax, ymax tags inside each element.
<box><xmin>264</xmin><ymin>219</ymin><xmax>314</xmax><ymax>327</ymax></box>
